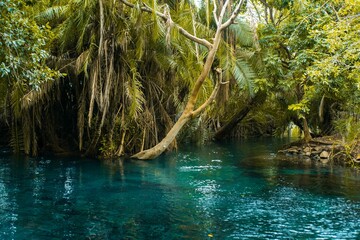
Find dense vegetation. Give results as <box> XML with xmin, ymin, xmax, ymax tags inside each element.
<box><xmin>0</xmin><ymin>0</ymin><xmax>359</xmax><ymax>159</ymax></box>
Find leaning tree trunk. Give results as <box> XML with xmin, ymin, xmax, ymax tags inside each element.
<box><xmin>132</xmin><ymin>66</ymin><xmax>223</xmax><ymax>159</ymax></box>
<box><xmin>213</xmin><ymin>91</ymin><xmax>266</xmax><ymax>140</ymax></box>
<box><xmin>131</xmin><ymin>114</ymin><xmax>190</xmax><ymax>159</ymax></box>
<box><xmin>123</xmin><ymin>0</ymin><xmax>245</xmax><ymax>159</ymax></box>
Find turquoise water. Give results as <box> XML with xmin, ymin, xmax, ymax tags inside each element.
<box><xmin>1</xmin><ymin>138</ymin><xmax>360</xmax><ymax>239</ymax></box>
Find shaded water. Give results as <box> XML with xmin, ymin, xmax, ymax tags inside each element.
<box><xmin>1</xmin><ymin>138</ymin><xmax>360</xmax><ymax>239</ymax></box>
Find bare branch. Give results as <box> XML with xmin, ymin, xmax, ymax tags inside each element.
<box><xmin>178</xmin><ymin>26</ymin><xmax>212</xmax><ymax>49</ymax></box>
<box><xmin>190</xmin><ymin>8</ymin><xmax>200</xmax><ymax>60</ymax></box>
<box><xmin>213</xmin><ymin>0</ymin><xmax>219</xmax><ymax>26</ymax></box>
<box><xmin>221</xmin><ymin>0</ymin><xmax>245</xmax><ymax>30</ymax></box>
<box><xmin>218</xmin><ymin>0</ymin><xmax>231</xmax><ymax>24</ymax></box>
<box><xmin>120</xmin><ymin>0</ymin><xmax>212</xmax><ymax>49</ymax></box>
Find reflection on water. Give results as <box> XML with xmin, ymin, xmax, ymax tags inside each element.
<box><xmin>0</xmin><ymin>139</ymin><xmax>360</xmax><ymax>239</ymax></box>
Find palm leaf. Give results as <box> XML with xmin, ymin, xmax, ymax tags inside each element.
<box><xmin>125</xmin><ymin>69</ymin><xmax>145</xmax><ymax>119</ymax></box>
<box><xmin>10</xmin><ymin>121</ymin><xmax>24</xmax><ymax>154</ymax></box>
<box><xmin>232</xmin><ymin>59</ymin><xmax>257</xmax><ymax>96</ymax></box>
<box><xmin>35</xmin><ymin>5</ymin><xmax>68</xmax><ymax>22</ymax></box>
<box><xmin>229</xmin><ymin>18</ymin><xmax>254</xmax><ymax>47</ymax></box>
<box><xmin>75</xmin><ymin>50</ymin><xmax>90</xmax><ymax>74</ymax></box>
<box><xmin>0</xmin><ymin>79</ymin><xmax>8</xmax><ymax>110</ymax></box>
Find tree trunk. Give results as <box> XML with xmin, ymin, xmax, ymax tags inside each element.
<box><xmin>303</xmin><ymin>117</ymin><xmax>312</xmax><ymax>143</ymax></box>
<box><xmin>131</xmin><ymin>114</ymin><xmax>190</xmax><ymax>159</ymax></box>
<box><xmin>213</xmin><ymin>91</ymin><xmax>266</xmax><ymax>140</ymax></box>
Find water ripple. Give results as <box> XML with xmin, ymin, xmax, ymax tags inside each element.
<box><xmin>179</xmin><ymin>165</ymin><xmax>222</xmax><ymax>172</ymax></box>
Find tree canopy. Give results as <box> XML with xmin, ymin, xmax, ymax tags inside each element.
<box><xmin>0</xmin><ymin>0</ymin><xmax>359</xmax><ymax>159</ymax></box>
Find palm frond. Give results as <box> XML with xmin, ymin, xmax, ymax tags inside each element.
<box><xmin>88</xmin><ymin>60</ymin><xmax>99</xmax><ymax>126</ymax></box>
<box><xmin>125</xmin><ymin>69</ymin><xmax>145</xmax><ymax>119</ymax></box>
<box><xmin>75</xmin><ymin>13</ymin><xmax>92</xmax><ymax>53</ymax></box>
<box><xmin>232</xmin><ymin>59</ymin><xmax>257</xmax><ymax>96</ymax></box>
<box><xmin>22</xmin><ymin>111</ymin><xmax>31</xmax><ymax>155</ymax></box>
<box><xmin>0</xmin><ymin>79</ymin><xmax>8</xmax><ymax>109</ymax></box>
<box><xmin>78</xmin><ymin>91</ymin><xmax>86</xmax><ymax>151</ymax></box>
<box><xmin>229</xmin><ymin>18</ymin><xmax>254</xmax><ymax>47</ymax></box>
<box><xmin>75</xmin><ymin>50</ymin><xmax>90</xmax><ymax>74</ymax></box>
<box><xmin>10</xmin><ymin>82</ymin><xmax>25</xmax><ymax>118</ymax></box>
<box><xmin>35</xmin><ymin>5</ymin><xmax>68</xmax><ymax>22</ymax></box>
<box><xmin>10</xmin><ymin>121</ymin><xmax>24</xmax><ymax>154</ymax></box>
<box><xmin>21</xmin><ymin>80</ymin><xmax>57</xmax><ymax>111</ymax></box>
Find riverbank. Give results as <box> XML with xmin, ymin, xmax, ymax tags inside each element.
<box><xmin>278</xmin><ymin>135</ymin><xmax>360</xmax><ymax>167</ymax></box>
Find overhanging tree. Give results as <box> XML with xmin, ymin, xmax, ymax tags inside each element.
<box><xmin>120</xmin><ymin>0</ymin><xmax>246</xmax><ymax>159</ymax></box>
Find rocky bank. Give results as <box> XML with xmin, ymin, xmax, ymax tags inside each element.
<box><xmin>278</xmin><ymin>136</ymin><xmax>360</xmax><ymax>166</ymax></box>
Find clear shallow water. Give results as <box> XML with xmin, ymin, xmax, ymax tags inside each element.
<box><xmin>1</xmin><ymin>138</ymin><xmax>360</xmax><ymax>239</ymax></box>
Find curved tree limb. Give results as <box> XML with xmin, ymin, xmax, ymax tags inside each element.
<box><xmin>221</xmin><ymin>0</ymin><xmax>245</xmax><ymax>30</ymax></box>
<box><xmin>192</xmin><ymin>68</ymin><xmax>223</xmax><ymax>117</ymax></box>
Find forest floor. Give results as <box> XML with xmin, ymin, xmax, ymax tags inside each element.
<box><xmin>278</xmin><ymin>135</ymin><xmax>360</xmax><ymax>167</ymax></box>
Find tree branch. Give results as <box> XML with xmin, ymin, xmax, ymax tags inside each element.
<box><xmin>213</xmin><ymin>0</ymin><xmax>219</xmax><ymax>26</ymax></box>
<box><xmin>221</xmin><ymin>0</ymin><xmax>245</xmax><ymax>29</ymax></box>
<box><xmin>218</xmin><ymin>0</ymin><xmax>231</xmax><ymax>24</ymax></box>
<box><xmin>191</xmin><ymin>68</ymin><xmax>223</xmax><ymax>117</ymax></box>
<box><xmin>120</xmin><ymin>0</ymin><xmax>212</xmax><ymax>49</ymax></box>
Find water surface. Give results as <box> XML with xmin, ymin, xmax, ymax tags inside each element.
<box><xmin>1</xmin><ymin>138</ymin><xmax>360</xmax><ymax>239</ymax></box>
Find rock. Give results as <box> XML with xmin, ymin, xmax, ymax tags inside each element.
<box><xmin>303</xmin><ymin>147</ymin><xmax>311</xmax><ymax>156</ymax></box>
<box><xmin>323</xmin><ymin>146</ymin><xmax>331</xmax><ymax>151</ymax></box>
<box><xmin>314</xmin><ymin>146</ymin><xmax>322</xmax><ymax>151</ymax></box>
<box><xmin>303</xmin><ymin>146</ymin><xmax>311</xmax><ymax>152</ymax></box>
<box><xmin>288</xmin><ymin>148</ymin><xmax>299</xmax><ymax>154</ymax></box>
<box><xmin>311</xmin><ymin>150</ymin><xmax>322</xmax><ymax>156</ymax></box>
<box><xmin>320</xmin><ymin>151</ymin><xmax>330</xmax><ymax>159</ymax></box>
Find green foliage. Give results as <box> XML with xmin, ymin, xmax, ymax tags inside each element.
<box><xmin>306</xmin><ymin>0</ymin><xmax>360</xmax><ymax>111</ymax></box>
<box><xmin>0</xmin><ymin>0</ymin><xmax>61</xmax><ymax>90</ymax></box>
<box><xmin>257</xmin><ymin>0</ymin><xmax>360</xmax><ymax>138</ymax></box>
<box><xmin>334</xmin><ymin>117</ymin><xmax>360</xmax><ymax>143</ymax></box>
<box><xmin>2</xmin><ymin>0</ymin><xmax>358</xmax><ymax>157</ymax></box>
<box><xmin>333</xmin><ymin>116</ymin><xmax>360</xmax><ymax>166</ymax></box>
<box><xmin>0</xmin><ymin>0</ymin><xmax>61</xmax><ymax>154</ymax></box>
